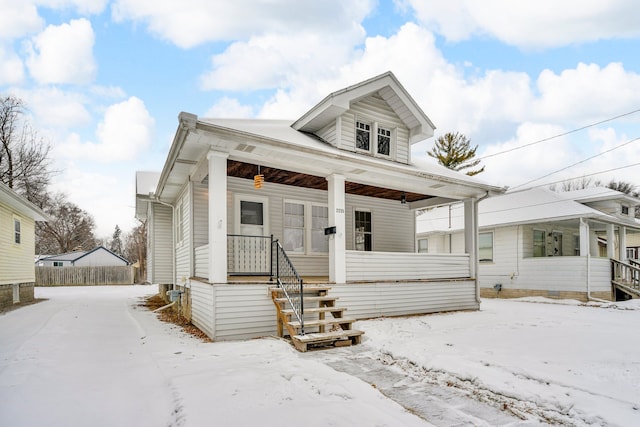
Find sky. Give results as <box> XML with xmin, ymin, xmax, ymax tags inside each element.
<box><xmin>1</xmin><ymin>0</ymin><xmax>640</xmax><ymax>237</ymax></box>
<box><xmin>3</xmin><ymin>286</ymin><xmax>640</xmax><ymax>425</ymax></box>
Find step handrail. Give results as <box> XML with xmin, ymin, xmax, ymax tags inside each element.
<box><xmin>272</xmin><ymin>239</ymin><xmax>304</xmax><ymax>335</ymax></box>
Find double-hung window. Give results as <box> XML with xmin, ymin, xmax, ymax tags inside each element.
<box><xmin>14</xmin><ymin>218</ymin><xmax>21</xmax><ymax>245</ymax></box>
<box><xmin>356</xmin><ymin>121</ymin><xmax>371</xmax><ymax>151</ymax></box>
<box><xmin>354</xmin><ymin>210</ymin><xmax>372</xmax><ymax>251</ymax></box>
<box><xmin>283</xmin><ymin>201</ymin><xmax>328</xmax><ymax>254</ymax></box>
<box><xmin>479</xmin><ymin>232</ymin><xmax>493</xmax><ymax>262</ymax></box>
<box><xmin>377</xmin><ymin>127</ymin><xmax>391</xmax><ymax>156</ymax></box>
<box><xmin>533</xmin><ymin>230</ymin><xmax>546</xmax><ymax>257</ymax></box>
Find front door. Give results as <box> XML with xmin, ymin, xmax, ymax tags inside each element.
<box><xmin>233</xmin><ymin>195</ymin><xmax>269</xmax><ymax>274</ymax></box>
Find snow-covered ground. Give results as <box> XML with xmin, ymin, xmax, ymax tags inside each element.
<box><xmin>1</xmin><ymin>286</ymin><xmax>639</xmax><ymax>426</ymax></box>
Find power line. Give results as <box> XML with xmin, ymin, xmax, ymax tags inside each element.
<box><xmin>512</xmin><ymin>136</ymin><xmax>640</xmax><ymax>190</ymax></box>
<box><xmin>477</xmin><ymin>108</ymin><xmax>640</xmax><ymax>161</ymax></box>
<box><xmin>520</xmin><ymin>161</ymin><xmax>640</xmax><ymax>191</ymax></box>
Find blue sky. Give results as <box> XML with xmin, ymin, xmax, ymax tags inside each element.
<box><xmin>1</xmin><ymin>0</ymin><xmax>639</xmax><ymax>237</ymax></box>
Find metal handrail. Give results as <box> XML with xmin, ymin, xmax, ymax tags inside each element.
<box><xmin>272</xmin><ymin>239</ymin><xmax>304</xmax><ymax>335</ymax></box>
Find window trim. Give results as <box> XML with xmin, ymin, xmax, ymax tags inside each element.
<box><xmin>417</xmin><ymin>238</ymin><xmax>428</xmax><ymax>253</ymax></box>
<box><xmin>479</xmin><ymin>231</ymin><xmax>494</xmax><ymax>263</ymax></box>
<box><xmin>353</xmin><ymin>208</ymin><xmax>373</xmax><ymax>252</ymax></box>
<box><xmin>13</xmin><ymin>216</ymin><xmax>21</xmax><ymax>245</ymax></box>
<box><xmin>175</xmin><ymin>200</ymin><xmax>184</xmax><ymax>246</ymax></box>
<box><xmin>355</xmin><ymin>116</ymin><xmax>395</xmax><ymax>160</ymax></box>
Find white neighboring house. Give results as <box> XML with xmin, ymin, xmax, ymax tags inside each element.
<box><xmin>136</xmin><ymin>71</ymin><xmax>505</xmax><ymax>343</ymax></box>
<box><xmin>417</xmin><ymin>187</ymin><xmax>640</xmax><ymax>302</ymax></box>
<box><xmin>38</xmin><ymin>246</ymin><xmax>130</xmax><ymax>267</ymax></box>
<box><xmin>0</xmin><ymin>182</ymin><xmax>48</xmax><ymax>308</ymax></box>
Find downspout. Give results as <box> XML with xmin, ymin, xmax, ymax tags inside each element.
<box><xmin>154</xmin><ymin>196</ymin><xmax>177</xmax><ymax>292</ymax></box>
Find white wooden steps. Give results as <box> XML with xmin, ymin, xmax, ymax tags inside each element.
<box><xmin>270</xmin><ymin>285</ymin><xmax>364</xmax><ymax>352</ymax></box>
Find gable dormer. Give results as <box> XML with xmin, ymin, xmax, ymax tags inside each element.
<box><xmin>291</xmin><ymin>71</ymin><xmax>435</xmax><ymax>165</ymax></box>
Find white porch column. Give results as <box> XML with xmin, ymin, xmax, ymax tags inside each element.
<box><xmin>463</xmin><ymin>199</ymin><xmax>478</xmax><ymax>279</ymax></box>
<box><xmin>606</xmin><ymin>223</ymin><xmax>615</xmax><ymax>259</ymax></box>
<box><xmin>619</xmin><ymin>226</ymin><xmax>627</xmax><ymax>261</ymax></box>
<box><xmin>579</xmin><ymin>218</ymin><xmax>590</xmax><ymax>256</ymax></box>
<box><xmin>327</xmin><ymin>174</ymin><xmax>346</xmax><ymax>283</ymax></box>
<box><xmin>208</xmin><ymin>151</ymin><xmax>229</xmax><ymax>283</ymax></box>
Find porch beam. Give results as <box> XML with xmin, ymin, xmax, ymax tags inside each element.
<box><xmin>208</xmin><ymin>150</ymin><xmax>229</xmax><ymax>283</ymax></box>
<box><xmin>327</xmin><ymin>174</ymin><xmax>346</xmax><ymax>284</ymax></box>
<box><xmin>463</xmin><ymin>198</ymin><xmax>478</xmax><ymax>278</ymax></box>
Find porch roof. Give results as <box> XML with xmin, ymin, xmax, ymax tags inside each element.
<box><xmin>154</xmin><ymin>113</ymin><xmax>505</xmax><ymax>206</ymax></box>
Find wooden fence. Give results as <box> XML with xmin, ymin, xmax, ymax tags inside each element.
<box><xmin>35</xmin><ymin>266</ymin><xmax>135</xmax><ymax>286</ymax></box>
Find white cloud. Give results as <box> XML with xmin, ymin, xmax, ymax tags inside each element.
<box><xmin>25</xmin><ymin>18</ymin><xmax>96</xmax><ymax>85</ymax></box>
<box><xmin>0</xmin><ymin>45</ymin><xmax>25</xmax><ymax>84</ymax></box>
<box><xmin>203</xmin><ymin>97</ymin><xmax>254</xmax><ymax>118</ymax></box>
<box><xmin>112</xmin><ymin>0</ymin><xmax>373</xmax><ymax>48</ymax></box>
<box><xmin>25</xmin><ymin>87</ymin><xmax>91</xmax><ymax>128</ymax></box>
<box><xmin>56</xmin><ymin>96</ymin><xmax>154</xmax><ymax>162</ymax></box>
<box><xmin>0</xmin><ymin>0</ymin><xmax>43</xmax><ymax>39</ymax></box>
<box><xmin>404</xmin><ymin>0</ymin><xmax>640</xmax><ymax>48</ymax></box>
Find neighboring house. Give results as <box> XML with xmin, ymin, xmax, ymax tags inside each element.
<box><xmin>417</xmin><ymin>187</ymin><xmax>640</xmax><ymax>302</ymax></box>
<box><xmin>0</xmin><ymin>182</ymin><xmax>48</xmax><ymax>309</ymax></box>
<box><xmin>38</xmin><ymin>246</ymin><xmax>130</xmax><ymax>267</ymax></box>
<box><xmin>136</xmin><ymin>71</ymin><xmax>504</xmax><ymax>344</ymax></box>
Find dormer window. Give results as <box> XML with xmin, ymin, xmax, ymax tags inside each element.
<box><xmin>356</xmin><ymin>118</ymin><xmax>393</xmax><ymax>158</ymax></box>
<box><xmin>356</xmin><ymin>121</ymin><xmax>371</xmax><ymax>151</ymax></box>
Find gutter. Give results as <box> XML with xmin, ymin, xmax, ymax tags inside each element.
<box><xmin>153</xmin><ymin>196</ymin><xmax>177</xmax><ymax>292</ymax></box>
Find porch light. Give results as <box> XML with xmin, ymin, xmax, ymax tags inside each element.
<box><xmin>401</xmin><ymin>192</ymin><xmax>407</xmax><ymax>204</ymax></box>
<box><xmin>254</xmin><ymin>174</ymin><xmax>264</xmax><ymax>189</ymax></box>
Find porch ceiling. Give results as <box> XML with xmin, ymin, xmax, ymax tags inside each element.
<box><xmin>227</xmin><ymin>160</ymin><xmax>432</xmax><ymax>203</ymax></box>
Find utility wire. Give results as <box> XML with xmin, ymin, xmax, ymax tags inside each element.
<box><xmin>512</xmin><ymin>136</ymin><xmax>640</xmax><ymax>190</ymax></box>
<box><xmin>477</xmin><ymin>108</ymin><xmax>640</xmax><ymax>161</ymax></box>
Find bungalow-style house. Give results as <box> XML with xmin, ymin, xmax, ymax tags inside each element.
<box><xmin>0</xmin><ymin>182</ymin><xmax>48</xmax><ymax>309</ymax></box>
<box><xmin>417</xmin><ymin>187</ymin><xmax>640</xmax><ymax>302</ymax></box>
<box><xmin>136</xmin><ymin>72</ymin><xmax>504</xmax><ymax>348</ymax></box>
<box><xmin>37</xmin><ymin>246</ymin><xmax>130</xmax><ymax>267</ymax></box>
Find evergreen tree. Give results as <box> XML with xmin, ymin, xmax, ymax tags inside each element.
<box><xmin>110</xmin><ymin>225</ymin><xmax>124</xmax><ymax>256</ymax></box>
<box><xmin>427</xmin><ymin>132</ymin><xmax>485</xmax><ymax>176</ymax></box>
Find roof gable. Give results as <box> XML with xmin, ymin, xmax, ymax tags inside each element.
<box><xmin>291</xmin><ymin>71</ymin><xmax>435</xmax><ymax>144</ymax></box>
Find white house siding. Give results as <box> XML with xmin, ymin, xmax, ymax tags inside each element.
<box><xmin>149</xmin><ymin>203</ymin><xmax>173</xmax><ymax>284</ymax></box>
<box><xmin>190</xmin><ymin>278</ymin><xmax>478</xmax><ymax>342</ymax></box>
<box><xmin>190</xmin><ymin>279</ymin><xmax>215</xmax><ymax>338</ymax></box>
<box><xmin>192</xmin><ymin>182</ymin><xmax>209</xmax><ymax>248</ymax></box>
<box><xmin>346</xmin><ymin>252</ymin><xmax>470</xmax><ymax>282</ymax></box>
<box><xmin>175</xmin><ymin>185</ymin><xmax>192</xmax><ymax>285</ymax></box>
<box><xmin>348</xmin><ymin>94</ymin><xmax>410</xmax><ymax>164</ymax></box>
<box><xmin>316</xmin><ymin>120</ymin><xmax>337</xmax><ymax>146</ymax></box>
<box><xmin>0</xmin><ymin>206</ymin><xmax>36</xmax><ymax>284</ymax></box>
<box><xmin>345</xmin><ymin>193</ymin><xmax>414</xmax><ymax>252</ymax></box>
<box><xmin>331</xmin><ymin>280</ymin><xmax>478</xmax><ymax>319</ymax></box>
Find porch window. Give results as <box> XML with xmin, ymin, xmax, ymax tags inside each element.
<box><xmin>479</xmin><ymin>232</ymin><xmax>493</xmax><ymax>262</ymax></box>
<box><xmin>14</xmin><ymin>218</ymin><xmax>21</xmax><ymax>244</ymax></box>
<box><xmin>356</xmin><ymin>121</ymin><xmax>371</xmax><ymax>151</ymax></box>
<box><xmin>284</xmin><ymin>202</ymin><xmax>305</xmax><ymax>253</ymax></box>
<box><xmin>354</xmin><ymin>210</ymin><xmax>372</xmax><ymax>251</ymax></box>
<box><xmin>417</xmin><ymin>238</ymin><xmax>428</xmax><ymax>253</ymax></box>
<box><xmin>283</xmin><ymin>201</ymin><xmax>329</xmax><ymax>254</ymax></box>
<box><xmin>551</xmin><ymin>231</ymin><xmax>562</xmax><ymax>256</ymax></box>
<box><xmin>533</xmin><ymin>229</ymin><xmax>546</xmax><ymax>257</ymax></box>
<box><xmin>573</xmin><ymin>235</ymin><xmax>580</xmax><ymax>255</ymax></box>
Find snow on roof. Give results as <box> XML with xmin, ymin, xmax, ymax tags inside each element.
<box><xmin>40</xmin><ymin>251</ymin><xmax>87</xmax><ymax>262</ymax></box>
<box><xmin>555</xmin><ymin>187</ymin><xmax>640</xmax><ymax>204</ymax></box>
<box><xmin>0</xmin><ymin>181</ymin><xmax>48</xmax><ymax>221</ymax></box>
<box><xmin>136</xmin><ymin>171</ymin><xmax>160</xmax><ymax>196</ymax></box>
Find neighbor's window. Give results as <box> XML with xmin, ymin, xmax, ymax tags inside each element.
<box><xmin>479</xmin><ymin>232</ymin><xmax>493</xmax><ymax>262</ymax></box>
<box><xmin>53</xmin><ymin>261</ymin><xmax>63</xmax><ymax>267</ymax></box>
<box><xmin>377</xmin><ymin>127</ymin><xmax>391</xmax><ymax>156</ymax></box>
<box><xmin>14</xmin><ymin>218</ymin><xmax>21</xmax><ymax>244</ymax></box>
<box><xmin>417</xmin><ymin>238</ymin><xmax>428</xmax><ymax>253</ymax></box>
<box><xmin>533</xmin><ymin>230</ymin><xmax>546</xmax><ymax>257</ymax></box>
<box><xmin>284</xmin><ymin>202</ymin><xmax>305</xmax><ymax>253</ymax></box>
<box><xmin>354</xmin><ymin>210</ymin><xmax>372</xmax><ymax>251</ymax></box>
<box><xmin>356</xmin><ymin>121</ymin><xmax>371</xmax><ymax>151</ymax></box>
<box><xmin>622</xmin><ymin>205</ymin><xmax>629</xmax><ymax>215</ymax></box>
<box><xmin>573</xmin><ymin>235</ymin><xmax>580</xmax><ymax>255</ymax></box>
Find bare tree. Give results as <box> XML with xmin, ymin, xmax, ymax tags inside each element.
<box><xmin>124</xmin><ymin>220</ymin><xmax>147</xmax><ymax>283</ymax></box>
<box><xmin>549</xmin><ymin>177</ymin><xmax>602</xmax><ymax>192</ymax></box>
<box><xmin>36</xmin><ymin>193</ymin><xmax>98</xmax><ymax>254</ymax></box>
<box><xmin>0</xmin><ymin>95</ymin><xmax>54</xmax><ymax>205</ymax></box>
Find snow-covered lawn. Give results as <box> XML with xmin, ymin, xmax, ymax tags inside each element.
<box><xmin>1</xmin><ymin>286</ymin><xmax>639</xmax><ymax>426</ymax></box>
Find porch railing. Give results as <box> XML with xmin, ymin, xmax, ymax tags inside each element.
<box><xmin>611</xmin><ymin>258</ymin><xmax>640</xmax><ymax>292</ymax></box>
<box><xmin>272</xmin><ymin>239</ymin><xmax>304</xmax><ymax>335</ymax></box>
<box><xmin>227</xmin><ymin>234</ymin><xmax>273</xmax><ymax>276</ymax></box>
